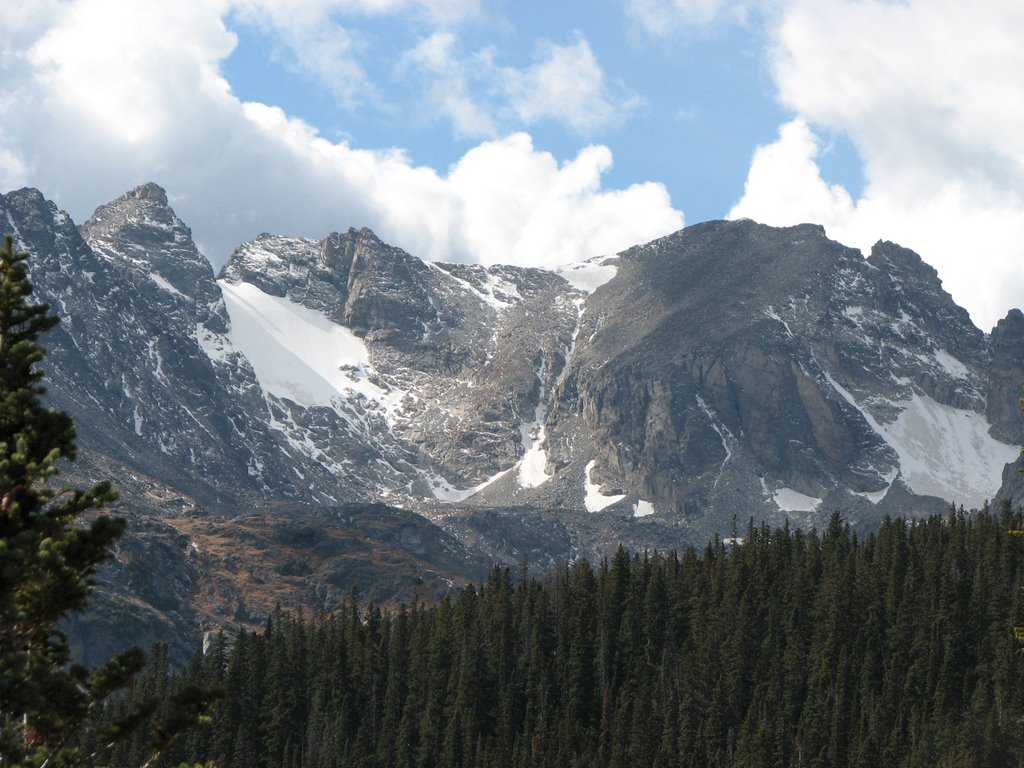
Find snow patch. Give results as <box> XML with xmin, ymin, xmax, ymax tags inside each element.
<box><xmin>933</xmin><ymin>349</ymin><xmax>971</xmax><ymax>379</ymax></box>
<box><xmin>219</xmin><ymin>280</ymin><xmax>400</xmax><ymax>414</ymax></box>
<box><xmin>429</xmin><ymin>467</ymin><xmax>509</xmax><ymax>502</ymax></box>
<box><xmin>195</xmin><ymin>323</ymin><xmax>233</xmax><ymax>363</ymax></box>
<box><xmin>133</xmin><ymin>406</ymin><xmax>143</xmax><ymax>436</ymax></box>
<box><xmin>146</xmin><ymin>339</ymin><xmax>168</xmax><ymax>385</ymax></box>
<box><xmin>518</xmin><ymin>356</ymin><xmax>551</xmax><ymax>488</ymax></box>
<box><xmin>149</xmin><ymin>273</ymin><xmax>185</xmax><ymax>298</ymax></box>
<box><xmin>773</xmin><ymin>486</ymin><xmax>822</xmax><ymax>512</ymax></box>
<box><xmin>842</xmin><ymin>305</ymin><xmax>867</xmax><ymax>324</ymax></box>
<box><xmin>853</xmin><ymin>468</ymin><xmax>898</xmax><ymax>504</ymax></box>
<box><xmin>696</xmin><ymin>394</ymin><xmax>734</xmax><ymax>488</ymax></box>
<box><xmin>584</xmin><ymin>460</ymin><xmax>626</xmax><ymax>512</ymax></box>
<box><xmin>825</xmin><ymin>373</ymin><xmax>1018</xmax><ymax>508</ymax></box>
<box><xmin>764</xmin><ymin>306</ymin><xmax>795</xmax><ymax>338</ymax></box>
<box><xmin>634</xmin><ymin>499</ymin><xmax>655</xmax><ymax>518</ymax></box>
<box><xmin>557</xmin><ymin>256</ymin><xmax>618</xmax><ymax>293</ymax></box>
<box><xmin>518</xmin><ymin>413</ymin><xmax>550</xmax><ymax>488</ymax></box>
<box><xmin>483</xmin><ymin>272</ymin><xmax>522</xmax><ymax>304</ymax></box>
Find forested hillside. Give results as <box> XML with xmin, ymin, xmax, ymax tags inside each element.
<box><xmin>90</xmin><ymin>507</ymin><xmax>1024</xmax><ymax>768</ymax></box>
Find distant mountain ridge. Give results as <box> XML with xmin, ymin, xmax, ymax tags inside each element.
<box><xmin>1</xmin><ymin>182</ymin><xmax>1022</xmax><ymax>660</ymax></box>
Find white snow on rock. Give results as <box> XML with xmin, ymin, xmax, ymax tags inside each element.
<box><xmin>584</xmin><ymin>460</ymin><xmax>626</xmax><ymax>512</ymax></box>
<box><xmin>227</xmin><ymin>236</ymin><xmax>319</xmax><ymax>283</ymax></box>
<box><xmin>519</xmin><ymin>412</ymin><xmax>551</xmax><ymax>488</ymax></box>
<box><xmin>428</xmin><ymin>466</ymin><xmax>509</xmax><ymax>502</ymax></box>
<box><xmin>763</xmin><ymin>305</ymin><xmax>795</xmax><ymax>338</ymax></box>
<box><xmin>428</xmin><ymin>262</ymin><xmax>523</xmax><ymax>311</ymax></box>
<box><xmin>696</xmin><ymin>394</ymin><xmax>734</xmax><ymax>488</ymax></box>
<box><xmin>556</xmin><ymin>256</ymin><xmax>618</xmax><ymax>293</ymax></box>
<box><xmin>825</xmin><ymin>373</ymin><xmax>1018</xmax><ymax>509</ymax></box>
<box><xmin>634</xmin><ymin>499</ymin><xmax>655</xmax><ymax>518</ymax></box>
<box><xmin>518</xmin><ymin>356</ymin><xmax>552</xmax><ymax>489</ymax></box>
<box><xmin>773</xmin><ymin>486</ymin><xmax>823</xmax><ymax>512</ymax></box>
<box><xmin>483</xmin><ymin>272</ymin><xmax>522</xmax><ymax>304</ymax></box>
<box><xmin>195</xmin><ymin>322</ymin><xmax>233</xmax><ymax>363</ymax></box>
<box><xmin>852</xmin><ymin>468</ymin><xmax>898</xmax><ymax>504</ymax></box>
<box><xmin>149</xmin><ymin>272</ymin><xmax>185</xmax><ymax>298</ymax></box>
<box><xmin>218</xmin><ymin>280</ymin><xmax>391</xmax><ymax>411</ymax></box>
<box><xmin>933</xmin><ymin>349</ymin><xmax>971</xmax><ymax>379</ymax></box>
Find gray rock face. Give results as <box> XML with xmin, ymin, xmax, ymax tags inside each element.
<box><xmin>2</xmin><ymin>185</ymin><xmax>286</xmax><ymax>509</ymax></box>
<box><xmin>535</xmin><ymin>221</ymin><xmax>1015</xmax><ymax>544</ymax></box>
<box><xmin>994</xmin><ymin>456</ymin><xmax>1024</xmax><ymax>511</ymax></box>
<box><xmin>988</xmin><ymin>309</ymin><xmax>1024</xmax><ymax>443</ymax></box>
<box><xmin>219</xmin><ymin>226</ymin><xmax>581</xmax><ymax>491</ymax></box>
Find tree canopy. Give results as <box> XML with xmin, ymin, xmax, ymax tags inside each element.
<box><xmin>104</xmin><ymin>509</ymin><xmax>1024</xmax><ymax>768</ymax></box>
<box><xmin>0</xmin><ymin>234</ymin><xmax>213</xmax><ymax>767</ymax></box>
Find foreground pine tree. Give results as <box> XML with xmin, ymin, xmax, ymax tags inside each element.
<box><xmin>0</xmin><ymin>234</ymin><xmax>213</xmax><ymax>767</ymax></box>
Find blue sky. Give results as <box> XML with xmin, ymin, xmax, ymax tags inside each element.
<box><xmin>0</xmin><ymin>0</ymin><xmax>1021</xmax><ymax>329</ymax></box>
<box><xmin>220</xmin><ymin>2</ymin><xmax>860</xmax><ymax>224</ymax></box>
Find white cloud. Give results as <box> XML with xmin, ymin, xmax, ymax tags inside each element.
<box><xmin>728</xmin><ymin>0</ymin><xmax>1024</xmax><ymax>330</ymax></box>
<box><xmin>400</xmin><ymin>32</ymin><xmax>499</xmax><ymax>138</ymax></box>
<box><xmin>502</xmin><ymin>35</ymin><xmax>639</xmax><ymax>135</ymax></box>
<box><xmin>227</xmin><ymin>0</ymin><xmax>482</xmax><ymax>106</ymax></box>
<box><xmin>625</xmin><ymin>0</ymin><xmax>758</xmax><ymax>33</ymax></box>
<box><xmin>447</xmin><ymin>134</ymin><xmax>682</xmax><ymax>267</ymax></box>
<box><xmin>0</xmin><ymin>0</ymin><xmax>681</xmax><ymax>272</ymax></box>
<box><xmin>400</xmin><ymin>31</ymin><xmax>639</xmax><ymax>138</ymax></box>
<box><xmin>728</xmin><ymin>118</ymin><xmax>853</xmax><ymax>230</ymax></box>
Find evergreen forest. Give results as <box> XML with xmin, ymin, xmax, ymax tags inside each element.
<box><xmin>89</xmin><ymin>507</ymin><xmax>1024</xmax><ymax>768</ymax></box>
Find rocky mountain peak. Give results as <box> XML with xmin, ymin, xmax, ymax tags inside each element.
<box><xmin>81</xmin><ymin>181</ymin><xmax>218</xmax><ymax>306</ymax></box>
<box><xmin>5</xmin><ymin>184</ymin><xmax>1024</xmax><ymax>587</ymax></box>
<box><xmin>867</xmin><ymin>239</ymin><xmax>938</xmax><ymax>279</ymax></box>
<box><xmin>128</xmin><ymin>181</ymin><xmax>169</xmax><ymax>205</ymax></box>
<box><xmin>223</xmin><ymin>225</ymin><xmax>440</xmax><ymax>347</ymax></box>
<box><xmin>6</xmin><ymin>183</ymin><xmax>1024</xmax><ymax>660</ymax></box>
<box><xmin>3</xmin><ymin>188</ymin><xmax>81</xmax><ymax>253</ymax></box>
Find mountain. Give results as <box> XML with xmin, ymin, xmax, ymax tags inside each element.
<box><xmin>1</xmin><ymin>183</ymin><xmax>1021</xmax><ymax>660</ymax></box>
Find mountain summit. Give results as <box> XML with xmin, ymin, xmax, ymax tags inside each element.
<box><xmin>1</xmin><ymin>182</ymin><xmax>1021</xmax><ymax>657</ymax></box>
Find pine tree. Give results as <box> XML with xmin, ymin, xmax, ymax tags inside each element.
<box><xmin>0</xmin><ymin>234</ymin><xmax>213</xmax><ymax>767</ymax></box>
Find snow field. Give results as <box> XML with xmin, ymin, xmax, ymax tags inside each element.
<box><xmin>218</xmin><ymin>280</ymin><xmax>395</xmax><ymax>413</ymax></box>
<box><xmin>584</xmin><ymin>460</ymin><xmax>626</xmax><ymax>512</ymax></box>
<box><xmin>825</xmin><ymin>372</ymin><xmax>1018</xmax><ymax>509</ymax></box>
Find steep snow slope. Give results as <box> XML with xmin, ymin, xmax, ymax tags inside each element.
<box><xmin>219</xmin><ymin>281</ymin><xmax>390</xmax><ymax>411</ymax></box>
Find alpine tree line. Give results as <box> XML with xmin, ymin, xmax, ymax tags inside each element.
<box><xmin>88</xmin><ymin>506</ymin><xmax>1024</xmax><ymax>768</ymax></box>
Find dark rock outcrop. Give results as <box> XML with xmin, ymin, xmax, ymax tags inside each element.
<box><xmin>988</xmin><ymin>309</ymin><xmax>1024</xmax><ymax>442</ymax></box>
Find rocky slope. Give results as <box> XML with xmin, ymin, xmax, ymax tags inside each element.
<box><xmin>2</xmin><ymin>183</ymin><xmax>1022</xmax><ymax>661</ymax></box>
<box><xmin>528</xmin><ymin>222</ymin><xmax>1022</xmax><ymax>545</ymax></box>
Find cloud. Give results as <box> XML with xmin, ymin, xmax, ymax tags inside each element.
<box><xmin>728</xmin><ymin>118</ymin><xmax>853</xmax><ymax>230</ymax></box>
<box><xmin>0</xmin><ymin>0</ymin><xmax>681</xmax><ymax>272</ymax></box>
<box><xmin>446</xmin><ymin>134</ymin><xmax>682</xmax><ymax>267</ymax></box>
<box><xmin>727</xmin><ymin>0</ymin><xmax>1024</xmax><ymax>330</ymax></box>
<box><xmin>227</xmin><ymin>0</ymin><xmax>483</xmax><ymax>106</ymax></box>
<box><xmin>401</xmin><ymin>31</ymin><xmax>639</xmax><ymax>138</ymax></box>
<box><xmin>624</xmin><ymin>0</ymin><xmax>758</xmax><ymax>33</ymax></box>
<box><xmin>502</xmin><ymin>35</ymin><xmax>640</xmax><ymax>135</ymax></box>
<box><xmin>399</xmin><ymin>32</ymin><xmax>500</xmax><ymax>138</ymax></box>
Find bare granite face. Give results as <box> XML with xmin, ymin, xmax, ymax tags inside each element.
<box><xmin>987</xmin><ymin>309</ymin><xmax>1024</xmax><ymax>443</ymax></box>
